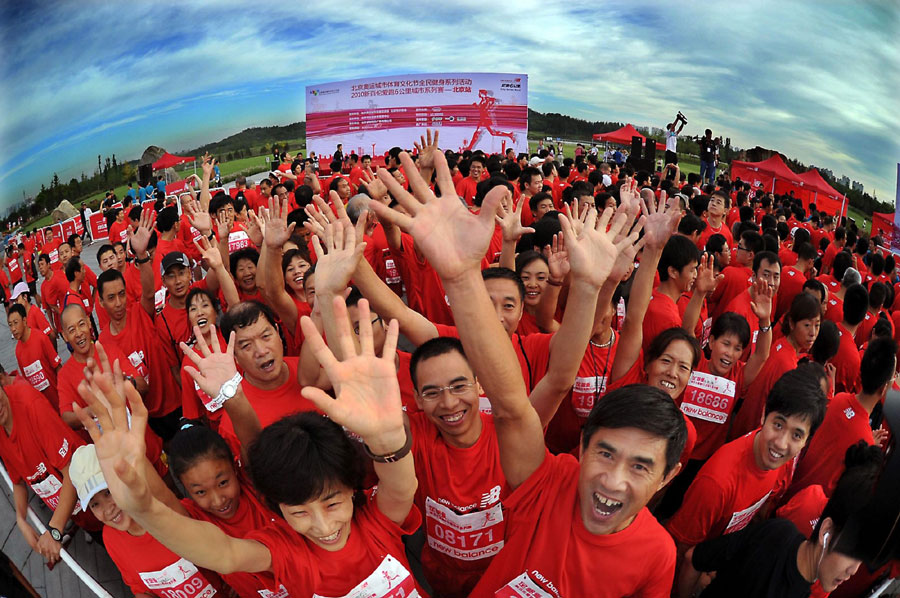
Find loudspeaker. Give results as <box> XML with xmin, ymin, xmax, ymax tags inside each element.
<box><xmin>644</xmin><ymin>140</ymin><xmax>656</xmax><ymax>172</ymax></box>
<box><xmin>630</xmin><ymin>136</ymin><xmax>643</xmax><ymax>161</ymax></box>
<box><xmin>138</xmin><ymin>164</ymin><xmax>153</xmax><ymax>188</ymax></box>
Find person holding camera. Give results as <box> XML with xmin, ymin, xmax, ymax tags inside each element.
<box><xmin>666</xmin><ymin>111</ymin><xmax>687</xmax><ymax>165</ymax></box>
<box><xmin>698</xmin><ymin>129</ymin><xmax>720</xmax><ymax>185</ymax></box>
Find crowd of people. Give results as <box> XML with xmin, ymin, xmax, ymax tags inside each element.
<box><xmin>0</xmin><ymin>127</ymin><xmax>897</xmax><ymax>597</ymax></box>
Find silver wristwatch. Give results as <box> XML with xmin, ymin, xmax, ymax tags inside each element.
<box><xmin>215</xmin><ymin>373</ymin><xmax>243</xmax><ymax>406</ymax></box>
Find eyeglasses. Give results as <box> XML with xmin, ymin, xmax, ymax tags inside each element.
<box><xmin>737</xmin><ymin>245</ymin><xmax>749</xmax><ymax>252</ymax></box>
<box><xmin>418</xmin><ymin>381</ymin><xmax>476</xmax><ymax>402</ymax></box>
<box><xmin>353</xmin><ymin>316</ymin><xmax>382</xmax><ymax>335</ymax></box>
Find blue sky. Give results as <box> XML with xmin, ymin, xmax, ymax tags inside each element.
<box><xmin>1</xmin><ymin>1</ymin><xmax>897</xmax><ymax>211</ymax></box>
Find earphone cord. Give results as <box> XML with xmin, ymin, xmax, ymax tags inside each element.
<box><xmin>588</xmin><ymin>330</ymin><xmax>615</xmax><ymax>403</ymax></box>
<box><xmin>516</xmin><ymin>333</ymin><xmax>534</xmax><ymax>391</ymax></box>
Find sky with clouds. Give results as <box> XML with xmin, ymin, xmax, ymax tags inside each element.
<box><xmin>1</xmin><ymin>0</ymin><xmax>897</xmax><ymax>211</ymax></box>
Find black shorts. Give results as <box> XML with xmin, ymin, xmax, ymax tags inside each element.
<box><xmin>665</xmin><ymin>150</ymin><xmax>678</xmax><ymax>165</ymax></box>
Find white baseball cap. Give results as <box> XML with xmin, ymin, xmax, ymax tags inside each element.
<box><xmin>9</xmin><ymin>282</ymin><xmax>28</xmax><ymax>301</ymax></box>
<box><xmin>69</xmin><ymin>445</ymin><xmax>109</xmax><ymax>508</ymax></box>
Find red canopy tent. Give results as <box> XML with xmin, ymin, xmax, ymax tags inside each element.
<box><xmin>731</xmin><ymin>154</ymin><xmax>805</xmax><ymax>195</ymax></box>
<box><xmin>592</xmin><ymin>124</ymin><xmax>665</xmax><ymax>151</ymax></box>
<box><xmin>795</xmin><ymin>169</ymin><xmax>847</xmax><ymax>219</ymax></box>
<box><xmin>871</xmin><ymin>212</ymin><xmax>893</xmax><ymax>245</ymax></box>
<box><xmin>152</xmin><ymin>152</ymin><xmax>196</xmax><ymax>170</ymax></box>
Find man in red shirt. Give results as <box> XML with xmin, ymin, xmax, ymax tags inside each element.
<box><xmin>821</xmin><ymin>227</ymin><xmax>845</xmax><ymax>274</ymax></box>
<box><xmin>5</xmin><ymin>245</ymin><xmax>22</xmax><ymax>287</ymax></box>
<box><xmin>643</xmin><ymin>235</ymin><xmax>706</xmax><ymax>352</ymax></box>
<box><xmin>455</xmin><ymin>155</ymin><xmax>485</xmax><ymax>205</ymax></box>
<box><xmin>831</xmin><ymin>284</ymin><xmax>867</xmax><ymax>394</ymax></box>
<box><xmin>41</xmin><ymin>228</ymin><xmax>63</xmax><ymax>270</ymax></box>
<box><xmin>697</xmin><ymin>190</ymin><xmax>733</xmax><ymax>251</ymax></box>
<box><xmin>153</xmin><ymin>206</ymin><xmax>192</xmax><ymax>287</ymax></box>
<box><xmin>8</xmin><ymin>303</ymin><xmax>61</xmax><ymax>409</ymax></box>
<box><xmin>107</xmin><ymin>208</ymin><xmax>129</xmax><ymax>245</ymax></box>
<box><xmin>785</xmin><ymin>336</ymin><xmax>894</xmax><ymax>502</ymax></box>
<box><xmin>670</xmin><ymin>367</ymin><xmax>827</xmax><ymax>597</ymax></box>
<box><xmin>722</xmin><ymin>250</ymin><xmax>781</xmax><ymax>356</ymax></box>
<box><xmin>37</xmin><ymin>253</ymin><xmax>66</xmax><ymax>333</ymax></box>
<box><xmin>10</xmin><ymin>282</ymin><xmax>56</xmax><ymax>345</ymax></box>
<box><xmin>709</xmin><ymin>230</ymin><xmax>763</xmax><ymax>319</ymax></box>
<box><xmin>370</xmin><ymin>149</ymin><xmax>683</xmax><ymax>597</ymax></box>
<box><xmin>775</xmin><ymin>242</ymin><xmax>816</xmax><ymax>322</ymax></box>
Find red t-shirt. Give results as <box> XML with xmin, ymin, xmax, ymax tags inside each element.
<box><xmin>63</xmin><ymin>286</ymin><xmax>93</xmax><ymax>314</ymax></box>
<box><xmin>710</xmin><ymin>265</ymin><xmax>753</xmax><ymax>320</ymax></box>
<box><xmin>776</xmin><ymin>485</ymin><xmax>828</xmax><ymax>537</ymax></box>
<box><xmin>393</xmin><ymin>233</ymin><xmax>454</xmax><ymax>326</ymax></box>
<box><xmin>470</xmin><ymin>451</ymin><xmax>676</xmax><ymax>598</ymax></box>
<box><xmin>155</xmin><ymin>280</ymin><xmax>209</xmax><ymax>354</ymax></box>
<box><xmin>823</xmin><ymin>294</ymin><xmax>843</xmax><ymax>324</ymax></box>
<box><xmin>216</xmin><ymin>357</ymin><xmax>318</xmax><ymax>449</ymax></box>
<box><xmin>0</xmin><ymin>383</ymin><xmax>85</xmax><ymax>515</ymax></box>
<box><xmin>104</xmin><ymin>525</ymin><xmax>225</xmax><ymax>596</ymax></box>
<box><xmin>247</xmin><ymin>495</ymin><xmax>424</xmax><ymax>597</ymax></box>
<box><xmin>779</xmin><ymin>247</ymin><xmax>798</xmax><ymax>268</ymax></box>
<box><xmin>697</xmin><ymin>220</ymin><xmax>733</xmax><ymax>253</ymax></box>
<box><xmin>832</xmin><ymin>324</ymin><xmax>861</xmax><ymax>394</ymax></box>
<box><xmin>643</xmin><ymin>292</ymin><xmax>682</xmax><ymax>353</ymax></box>
<box><xmin>26</xmin><ymin>304</ymin><xmax>52</xmax><ymax>336</ymax></box>
<box><xmin>181</xmin><ymin>483</ymin><xmax>287</xmax><ymax>598</ymax></box>
<box><xmin>723</xmin><ymin>291</ymin><xmax>760</xmax><ymax>355</ymax></box>
<box><xmin>153</xmin><ymin>237</ymin><xmax>191</xmax><ymax>289</ymax></box>
<box><xmin>410</xmin><ymin>411</ymin><xmax>506</xmax><ymax>598</ymax></box>
<box><xmin>730</xmin><ymin>339</ymin><xmax>801</xmax><ymax>441</ymax></box>
<box><xmin>43</xmin><ymin>238</ymin><xmax>62</xmax><ymax>269</ymax></box>
<box><xmin>455</xmin><ymin>177</ymin><xmax>479</xmax><ymax>205</ymax></box>
<box><xmin>6</xmin><ymin>256</ymin><xmax>22</xmax><ymax>284</ymax></box>
<box><xmin>775</xmin><ymin>266</ymin><xmax>808</xmax><ymax>322</ymax></box>
<box><xmin>180</xmin><ymin>333</ymin><xmax>229</xmax><ymax>427</ymax></box>
<box><xmin>667</xmin><ymin>431</ymin><xmax>782</xmax><ymax>546</ymax></box>
<box><xmin>515</xmin><ymin>310</ymin><xmax>542</xmax><ymax>337</ymax></box>
<box><xmin>786</xmin><ymin>392</ymin><xmax>874</xmax><ymax>501</ymax></box>
<box><xmin>108</xmin><ymin>221</ymin><xmax>129</xmax><ymax>244</ymax></box>
<box><xmin>15</xmin><ymin>329</ymin><xmax>61</xmax><ymax>410</ymax></box>
<box><xmin>41</xmin><ymin>272</ymin><xmax>67</xmax><ymax>329</ymax></box>
<box><xmin>177</xmin><ymin>214</ymin><xmax>204</xmax><ymax>261</ymax></box>
<box><xmin>677</xmin><ymin>291</ymin><xmax>711</xmax><ymax>344</ymax></box>
<box><xmin>682</xmin><ymin>356</ymin><xmax>747</xmax><ymax>461</ymax></box>
<box><xmin>99</xmin><ymin>304</ymin><xmax>182</xmax><ymax>418</ymax></box>
<box><xmin>545</xmin><ymin>335</ymin><xmax>618</xmax><ymax>455</ymax></box>
<box><xmin>56</xmin><ymin>344</ymin><xmax>140</xmax><ymax>416</ymax></box>
<box><xmin>23</xmin><ymin>252</ymin><xmax>36</xmax><ymax>283</ymax></box>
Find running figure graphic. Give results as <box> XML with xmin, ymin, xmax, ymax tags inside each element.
<box><xmin>463</xmin><ymin>89</ymin><xmax>517</xmax><ymax>150</ymax></box>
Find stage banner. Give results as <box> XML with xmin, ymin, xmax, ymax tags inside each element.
<box><xmin>306</xmin><ymin>72</ymin><xmax>528</xmax><ymax>160</ymax></box>
<box><xmin>892</xmin><ymin>164</ymin><xmax>900</xmax><ymax>256</ymax></box>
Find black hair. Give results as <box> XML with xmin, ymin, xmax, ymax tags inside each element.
<box><xmin>156</xmin><ymin>206</ymin><xmax>179</xmax><ymax>233</ymax></box>
<box><xmin>168</xmin><ymin>421</ymin><xmax>235</xmax><ymax>484</ymax></box>
<box><xmin>710</xmin><ymin>312</ymin><xmax>751</xmax><ymax>348</ymax></box>
<box><xmin>705</xmin><ymin>233</ymin><xmax>728</xmax><ymax>256</ymax></box>
<box><xmin>67</xmin><ymin>233</ymin><xmax>80</xmax><ymax>247</ymax></box>
<box><xmin>832</xmin><ymin>251</ymin><xmax>852</xmax><ymax>281</ymax></box>
<box><xmin>802</xmin><ymin>278</ymin><xmax>827</xmax><ymax>304</ymax></box>
<box><xmin>220</xmin><ymin>300</ymin><xmax>279</xmax><ymax>340</ymax></box>
<box><xmin>97</xmin><ymin>244</ymin><xmax>116</xmax><ymax>263</ymax></box>
<box><xmin>248</xmin><ymin>412</ymin><xmax>364</xmax><ymax>514</ymax></box>
<box><xmin>294</xmin><ymin>185</ymin><xmax>314</xmax><ymax>209</ymax></box>
<box><xmin>528</xmin><ymin>191</ymin><xmax>553</xmax><ymax>214</ymax></box>
<box><xmin>208</xmin><ymin>192</ymin><xmax>234</xmax><ymax>215</ymax></box>
<box><xmin>645</xmin><ymin>327</ymin><xmax>702</xmax><ymax>369</ymax></box>
<box><xmin>752</xmin><ymin>250</ymin><xmax>781</xmax><ymax>274</ymax></box>
<box><xmin>64</xmin><ymin>256</ymin><xmax>82</xmax><ymax>282</ymax></box>
<box><xmin>764</xmin><ymin>367</ymin><xmax>827</xmax><ymax>437</ymax></box>
<box><xmin>514</xmin><ymin>250</ymin><xmax>548</xmax><ymax>278</ymax></box>
<box><xmin>473</xmin><ymin>176</ymin><xmax>513</xmax><ymax>208</ymax></box>
<box><xmin>795</xmin><ymin>242</ymin><xmax>817</xmax><ymax>263</ymax></box>
<box><xmin>783</xmin><ymin>292</ymin><xmax>822</xmax><ymax>336</ymax></box>
<box><xmin>229</xmin><ymin>247</ymin><xmax>260</xmax><ymax>279</ymax></box>
<box><xmin>529</xmin><ymin>215</ymin><xmax>562</xmax><ymax>251</ymax></box>
<box><xmin>869</xmin><ymin>282</ymin><xmax>887</xmax><ymax>310</ymax></box>
<box><xmin>409</xmin><ymin>336</ymin><xmax>469</xmax><ymax>390</ymax></box>
<box><xmin>658</xmin><ymin>235</ymin><xmax>701</xmax><ymax>281</ymax></box>
<box><xmin>677</xmin><ymin>213</ymin><xmax>706</xmax><ymax>237</ymax></box>
<box><xmin>860</xmin><ymin>337</ymin><xmax>898</xmax><ymax>394</ymax></box>
<box><xmin>581</xmin><ymin>384</ymin><xmax>688</xmax><ymax>475</ymax></box>
<box><xmin>740</xmin><ymin>230</ymin><xmax>764</xmax><ymax>256</ymax></box>
<box><xmin>869</xmin><ymin>253</ymin><xmax>885</xmax><ymax>277</ymax></box>
<box><xmin>481</xmin><ymin>267</ymin><xmax>525</xmax><ymax>303</ymax></box>
<box><xmin>185</xmin><ymin>287</ymin><xmax>221</xmax><ymax>316</ymax></box>
<box><xmin>96</xmin><ymin>268</ymin><xmax>125</xmax><ymax>297</ymax></box>
<box><xmin>842</xmin><ymin>284</ymin><xmax>868</xmax><ymax>326</ymax></box>
<box><xmin>7</xmin><ymin>303</ymin><xmax>26</xmax><ymax>320</ymax></box>
<box><xmin>38</xmin><ymin>253</ymin><xmax>51</xmax><ymax>266</ymax></box>
<box><xmin>281</xmin><ymin>247</ymin><xmax>311</xmax><ymax>275</ymax></box>
<box><xmin>810</xmin><ymin>320</ymin><xmax>840</xmax><ymax>364</ymax></box>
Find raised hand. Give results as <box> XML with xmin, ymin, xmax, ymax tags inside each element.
<box><xmin>367</xmin><ymin>151</ymin><xmax>501</xmax><ymax>282</ymax></box>
<box><xmin>74</xmin><ymin>342</ymin><xmax>153</xmax><ymax>516</ymax></box>
<box><xmin>618</xmin><ymin>178</ymin><xmax>641</xmax><ymax>212</ymax></box>
<box><xmin>200</xmin><ymin>152</ymin><xmax>214</xmax><ymax>179</ymax></box>
<box><xmin>129</xmin><ymin>209</ymin><xmax>156</xmax><ymax>256</ymax></box>
<box><xmin>693</xmin><ymin>253</ymin><xmax>721</xmax><ymax>295</ymax></box>
<box><xmin>299</xmin><ymin>297</ymin><xmax>404</xmax><ymax>447</ymax></box>
<box><xmin>641</xmin><ymin>190</ymin><xmax>680</xmax><ymax>251</ymax></box>
<box><xmin>496</xmin><ymin>195</ymin><xmax>534</xmax><ymax>243</ymax></box>
<box><xmin>561</xmin><ymin>205</ymin><xmax>644</xmax><ymax>290</ymax></box>
<box><xmin>261</xmin><ymin>194</ymin><xmax>296</xmax><ymax>248</ymax></box>
<box><xmin>413</xmin><ymin>129</ymin><xmax>440</xmax><ymax>171</ymax></box>
<box><xmin>563</xmin><ymin>200</ymin><xmax>589</xmax><ymax>237</ymax></box>
<box><xmin>311</xmin><ymin>217</ymin><xmax>366</xmax><ymax>296</ymax></box>
<box><xmin>184</xmin><ymin>198</ymin><xmax>213</xmax><ymax>236</ymax></box>
<box><xmin>360</xmin><ymin>169</ymin><xmax>389</xmax><ymax>204</ymax></box>
<box><xmin>180</xmin><ymin>325</ymin><xmax>238</xmax><ymax>399</ymax></box>
<box><xmin>215</xmin><ymin>212</ymin><xmax>232</xmax><ymax>239</ymax></box>
<box><xmin>608</xmin><ymin>203</ymin><xmax>645</xmax><ymax>282</ymax></box>
<box><xmin>544</xmin><ymin>233</ymin><xmax>570</xmax><ymax>283</ymax></box>
<box><xmin>749</xmin><ymin>276</ymin><xmax>774</xmax><ymax>323</ymax></box>
<box><xmin>244</xmin><ymin>209</ymin><xmax>265</xmax><ymax>247</ymax></box>
<box><xmin>193</xmin><ymin>235</ymin><xmax>223</xmax><ymax>271</ymax></box>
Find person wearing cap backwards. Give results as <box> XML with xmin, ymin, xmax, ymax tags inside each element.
<box><xmin>0</xmin><ymin>374</ymin><xmax>100</xmax><ymax>567</ymax></box>
<box><xmin>10</xmin><ymin>281</ymin><xmax>56</xmax><ymax>345</ymax></box>
<box><xmin>8</xmin><ymin>302</ymin><xmax>61</xmax><ymax>410</ymax></box>
<box><xmin>69</xmin><ymin>444</ymin><xmax>226</xmax><ymax>598</ymax></box>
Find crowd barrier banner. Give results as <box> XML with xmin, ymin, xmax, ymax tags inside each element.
<box><xmin>306</xmin><ymin>72</ymin><xmax>528</xmax><ymax>159</ymax></box>
<box><xmin>73</xmin><ymin>216</ymin><xmax>84</xmax><ymax>235</ymax></box>
<box><xmin>88</xmin><ymin>212</ymin><xmax>108</xmax><ymax>241</ymax></box>
<box><xmin>61</xmin><ymin>218</ymin><xmax>76</xmax><ymax>239</ymax></box>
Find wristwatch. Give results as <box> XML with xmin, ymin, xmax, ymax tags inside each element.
<box><xmin>48</xmin><ymin>526</ymin><xmax>62</xmax><ymax>542</ymax></box>
<box><xmin>215</xmin><ymin>373</ymin><xmax>243</xmax><ymax>405</ymax></box>
<box><xmin>363</xmin><ymin>420</ymin><xmax>412</xmax><ymax>463</ymax></box>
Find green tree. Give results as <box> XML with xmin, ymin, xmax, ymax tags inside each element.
<box><xmin>226</xmin><ymin>152</ymin><xmax>234</xmax><ymax>161</ymax></box>
<box><xmin>260</xmin><ymin>144</ymin><xmax>269</xmax><ymax>156</ymax></box>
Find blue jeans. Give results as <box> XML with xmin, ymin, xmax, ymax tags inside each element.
<box><xmin>700</xmin><ymin>160</ymin><xmax>716</xmax><ymax>184</ymax></box>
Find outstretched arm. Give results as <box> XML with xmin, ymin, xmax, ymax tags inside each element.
<box><xmin>743</xmin><ymin>278</ymin><xmax>774</xmax><ymax>387</ymax></box>
<box><xmin>128</xmin><ymin>209</ymin><xmax>157</xmax><ymax>317</ymax></box>
<box><xmin>370</xmin><ymin>148</ymin><xmax>543</xmax><ymax>489</ymax></box>
<box><xmin>682</xmin><ymin>253</ymin><xmax>719</xmax><ymax>335</ymax></box>
<box><xmin>259</xmin><ymin>196</ymin><xmax>300</xmax><ymax>331</ymax></box>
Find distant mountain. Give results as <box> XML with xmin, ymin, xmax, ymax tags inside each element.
<box><xmin>176</xmin><ymin>122</ymin><xmax>307</xmax><ymax>157</ymax></box>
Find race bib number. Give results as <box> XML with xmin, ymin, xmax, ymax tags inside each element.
<box><xmin>751</xmin><ymin>329</ymin><xmax>759</xmax><ymax>348</ymax></box>
<box><xmin>312</xmin><ymin>555</ymin><xmax>417</xmax><ymax>598</ymax></box>
<box><xmin>29</xmin><ymin>472</ymin><xmax>80</xmax><ymax>514</ymax></box>
<box><xmin>383</xmin><ymin>250</ymin><xmax>401</xmax><ymax>285</ymax></box>
<box><xmin>572</xmin><ymin>375</ymin><xmax>607</xmax><ymax>418</ymax></box>
<box><xmin>140</xmin><ymin>557</ymin><xmax>217</xmax><ymax>598</ymax></box>
<box><xmin>257</xmin><ymin>585</ymin><xmax>290</xmax><ymax>598</ymax></box>
<box><xmin>724</xmin><ymin>491</ymin><xmax>772</xmax><ymax>534</ymax></box>
<box><xmin>49</xmin><ymin>249</ymin><xmax>59</xmax><ymax>264</ymax></box>
<box><xmin>478</xmin><ymin>395</ymin><xmax>493</xmax><ymax>415</ymax></box>
<box><xmin>425</xmin><ymin>498</ymin><xmax>505</xmax><ymax>561</ymax></box>
<box><xmin>616</xmin><ymin>297</ymin><xmax>626</xmax><ymax>330</ymax></box>
<box><xmin>228</xmin><ymin>230</ymin><xmax>251</xmax><ymax>253</ymax></box>
<box><xmin>681</xmin><ymin>371</ymin><xmax>736</xmax><ymax>425</ymax></box>
<box><xmin>23</xmin><ymin>359</ymin><xmax>49</xmax><ymax>391</ymax></box>
<box><xmin>155</xmin><ymin>287</ymin><xmax>167</xmax><ymax>313</ymax></box>
<box><xmin>9</xmin><ymin>260</ymin><xmax>19</xmax><ymax>275</ymax></box>
<box><xmin>190</xmin><ymin>225</ymin><xmax>203</xmax><ymax>244</ymax></box>
<box><xmin>495</xmin><ymin>572</ymin><xmax>558</xmax><ymax>598</ymax></box>
<box><xmin>127</xmin><ymin>350</ymin><xmax>148</xmax><ymax>379</ymax></box>
<box><xmin>701</xmin><ymin>317</ymin><xmax>712</xmax><ymax>347</ymax></box>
